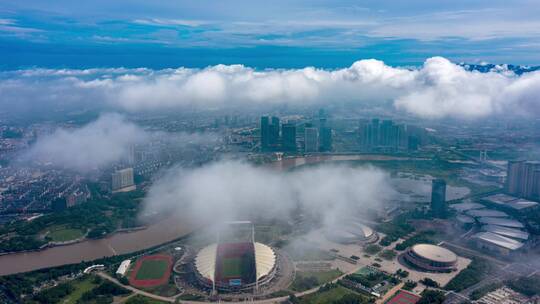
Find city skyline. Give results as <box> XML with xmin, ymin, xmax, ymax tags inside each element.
<box><xmin>1</xmin><ymin>1</ymin><xmax>540</xmax><ymax>303</ymax></box>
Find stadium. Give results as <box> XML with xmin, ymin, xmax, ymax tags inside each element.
<box><xmin>324</xmin><ymin>221</ymin><xmax>378</xmax><ymax>244</ymax></box>
<box><xmin>402</xmin><ymin>244</ymin><xmax>458</xmax><ymax>272</ymax></box>
<box><xmin>193</xmin><ymin>222</ymin><xmax>277</xmax><ymax>292</ymax></box>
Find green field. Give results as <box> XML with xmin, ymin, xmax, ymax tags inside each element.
<box><xmin>135</xmin><ymin>260</ymin><xmax>169</xmax><ymax>280</ymax></box>
<box><xmin>299</xmin><ymin>285</ymin><xmax>367</xmax><ymax>304</ymax></box>
<box><xmin>47</xmin><ymin>226</ymin><xmax>85</xmax><ymax>242</ymax></box>
<box><xmin>61</xmin><ymin>277</ymin><xmax>99</xmax><ymax>304</ymax></box>
<box><xmin>221</xmin><ymin>257</ymin><xmax>243</xmax><ymax>277</ymax></box>
<box><xmin>290</xmin><ymin>270</ymin><xmax>343</xmax><ymax>291</ymax></box>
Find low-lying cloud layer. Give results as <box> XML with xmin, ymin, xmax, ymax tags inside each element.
<box><xmin>21</xmin><ymin>113</ymin><xmax>217</xmax><ymax>172</ymax></box>
<box><xmin>2</xmin><ymin>57</ymin><xmax>540</xmax><ymax>118</ymax></box>
<box><xmin>142</xmin><ymin>161</ymin><xmax>395</xmax><ymax>228</ymax></box>
<box><xmin>21</xmin><ymin>114</ymin><xmax>146</xmax><ymax>171</ymax></box>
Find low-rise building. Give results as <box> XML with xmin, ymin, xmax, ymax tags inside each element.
<box><xmin>116</xmin><ymin>259</ymin><xmax>131</xmax><ymax>276</ymax></box>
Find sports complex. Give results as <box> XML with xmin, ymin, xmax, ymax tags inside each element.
<box><xmin>194</xmin><ymin>222</ymin><xmax>277</xmax><ymax>292</ymax></box>
<box><xmin>402</xmin><ymin>244</ymin><xmax>458</xmax><ymax>272</ymax></box>
<box><xmin>129</xmin><ymin>254</ymin><xmax>173</xmax><ymax>288</ymax></box>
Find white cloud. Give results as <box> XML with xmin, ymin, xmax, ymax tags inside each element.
<box><xmin>21</xmin><ymin>114</ymin><xmax>146</xmax><ymax>172</ymax></box>
<box><xmin>142</xmin><ymin>160</ymin><xmax>395</xmax><ymax>227</ymax></box>
<box><xmin>2</xmin><ymin>57</ymin><xmax>540</xmax><ymax>118</ymax></box>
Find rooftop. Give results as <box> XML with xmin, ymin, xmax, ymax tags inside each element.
<box><xmin>483</xmin><ymin>194</ymin><xmax>539</xmax><ymax>210</ymax></box>
<box><xmin>482</xmin><ymin>225</ymin><xmax>529</xmax><ymax>240</ymax></box>
<box><xmin>466</xmin><ymin>209</ymin><xmax>509</xmax><ymax>218</ymax></box>
<box><xmin>477</xmin><ymin>217</ymin><xmax>524</xmax><ymax>228</ymax></box>
<box><xmin>411</xmin><ymin>244</ymin><xmax>457</xmax><ymax>263</ymax></box>
<box><xmin>450</xmin><ymin>202</ymin><xmax>485</xmax><ymax>212</ymax></box>
<box><xmin>473</xmin><ymin>232</ymin><xmax>524</xmax><ymax>251</ymax></box>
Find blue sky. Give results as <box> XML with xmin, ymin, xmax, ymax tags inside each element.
<box><xmin>1</xmin><ymin>0</ymin><xmax>540</xmax><ymax>69</ymax></box>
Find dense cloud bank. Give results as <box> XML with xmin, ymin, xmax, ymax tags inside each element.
<box><xmin>2</xmin><ymin>57</ymin><xmax>540</xmax><ymax>118</ymax></box>
<box><xmin>21</xmin><ymin>114</ymin><xmax>144</xmax><ymax>171</ymax></box>
<box><xmin>141</xmin><ymin>161</ymin><xmax>395</xmax><ymax>227</ymax></box>
<box><xmin>21</xmin><ymin>113</ymin><xmax>216</xmax><ymax>172</ymax></box>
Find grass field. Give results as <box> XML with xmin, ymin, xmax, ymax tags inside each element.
<box><xmin>135</xmin><ymin>259</ymin><xmax>169</xmax><ymax>280</ymax></box>
<box><xmin>61</xmin><ymin>277</ymin><xmax>99</xmax><ymax>304</ymax></box>
<box><xmin>299</xmin><ymin>285</ymin><xmax>366</xmax><ymax>304</ymax></box>
<box><xmin>45</xmin><ymin>225</ymin><xmax>84</xmax><ymax>242</ymax></box>
<box><xmin>221</xmin><ymin>257</ymin><xmax>243</xmax><ymax>277</ymax></box>
<box><xmin>290</xmin><ymin>269</ymin><xmax>343</xmax><ymax>291</ymax></box>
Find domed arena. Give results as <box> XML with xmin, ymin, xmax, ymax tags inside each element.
<box><xmin>403</xmin><ymin>244</ymin><xmax>457</xmax><ymax>272</ymax></box>
<box><xmin>325</xmin><ymin>221</ymin><xmax>378</xmax><ymax>244</ymax></box>
<box><xmin>194</xmin><ymin>241</ymin><xmax>277</xmax><ymax>292</ymax></box>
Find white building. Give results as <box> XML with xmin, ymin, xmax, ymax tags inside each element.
<box><xmin>478</xmin><ymin>287</ymin><xmax>530</xmax><ymax>304</ymax></box>
<box><xmin>112</xmin><ymin>168</ymin><xmax>136</xmax><ymax>193</ymax></box>
<box><xmin>116</xmin><ymin>259</ymin><xmax>131</xmax><ymax>276</ymax></box>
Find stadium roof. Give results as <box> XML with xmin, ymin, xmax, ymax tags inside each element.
<box><xmin>349</xmin><ymin>222</ymin><xmax>374</xmax><ymax>239</ymax></box>
<box><xmin>254</xmin><ymin>242</ymin><xmax>276</xmax><ymax>280</ymax></box>
<box><xmin>473</xmin><ymin>231</ymin><xmax>524</xmax><ymax>250</ymax></box>
<box><xmin>481</xmin><ymin>225</ymin><xmax>529</xmax><ymax>240</ymax></box>
<box><xmin>410</xmin><ymin>244</ymin><xmax>457</xmax><ymax>263</ymax></box>
<box><xmin>194</xmin><ymin>242</ymin><xmax>276</xmax><ymax>284</ymax></box>
<box><xmin>450</xmin><ymin>202</ymin><xmax>485</xmax><ymax>212</ymax></box>
<box><xmin>466</xmin><ymin>209</ymin><xmax>509</xmax><ymax>218</ymax></box>
<box><xmin>195</xmin><ymin>243</ymin><xmax>217</xmax><ymax>282</ymax></box>
<box><xmin>477</xmin><ymin>217</ymin><xmax>524</xmax><ymax>228</ymax></box>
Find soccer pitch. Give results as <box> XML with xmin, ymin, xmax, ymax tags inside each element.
<box><xmin>221</xmin><ymin>257</ymin><xmax>244</xmax><ymax>278</ymax></box>
<box><xmin>135</xmin><ymin>259</ymin><xmax>169</xmax><ymax>280</ymax></box>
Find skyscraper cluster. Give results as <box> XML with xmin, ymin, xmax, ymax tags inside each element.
<box><xmin>260</xmin><ymin>112</ymin><xmax>332</xmax><ymax>153</ymax></box>
<box><xmin>358</xmin><ymin>118</ymin><xmax>424</xmax><ymax>151</ymax></box>
<box><xmin>506</xmin><ymin>161</ymin><xmax>540</xmax><ymax>200</ymax></box>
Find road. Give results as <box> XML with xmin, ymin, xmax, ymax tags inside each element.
<box><xmin>97</xmin><ymin>272</ymin><xmax>178</xmax><ymax>303</ymax></box>
<box><xmin>98</xmin><ymin>257</ymin><xmax>372</xmax><ymax>304</ymax></box>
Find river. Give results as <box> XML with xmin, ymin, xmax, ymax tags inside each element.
<box><xmin>0</xmin><ymin>154</ymin><xmax>429</xmax><ymax>276</ymax></box>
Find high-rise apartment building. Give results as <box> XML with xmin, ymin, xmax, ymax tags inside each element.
<box><xmin>506</xmin><ymin>161</ymin><xmax>540</xmax><ymax>199</ymax></box>
<box><xmin>359</xmin><ymin>118</ymin><xmax>423</xmax><ymax>151</ymax></box>
<box><xmin>112</xmin><ymin>168</ymin><xmax>136</xmax><ymax>193</ymax></box>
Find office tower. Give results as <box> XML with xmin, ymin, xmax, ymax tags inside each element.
<box><xmin>304</xmin><ymin>126</ymin><xmax>319</xmax><ymax>153</ymax></box>
<box><xmin>112</xmin><ymin>168</ymin><xmax>136</xmax><ymax>193</ymax></box>
<box><xmin>380</xmin><ymin>120</ymin><xmax>392</xmax><ymax>146</ymax></box>
<box><xmin>407</xmin><ymin>135</ymin><xmax>419</xmax><ymax>151</ymax></box>
<box><xmin>269</xmin><ymin>116</ymin><xmax>280</xmax><ymax>148</ymax></box>
<box><xmin>282</xmin><ymin>123</ymin><xmax>297</xmax><ymax>152</ymax></box>
<box><xmin>397</xmin><ymin>124</ymin><xmax>408</xmax><ymax>149</ymax></box>
<box><xmin>319</xmin><ymin>127</ymin><xmax>332</xmax><ymax>152</ymax></box>
<box><xmin>506</xmin><ymin>161</ymin><xmax>540</xmax><ymax>199</ymax></box>
<box><xmin>371</xmin><ymin>118</ymin><xmax>380</xmax><ymax>146</ymax></box>
<box><xmin>358</xmin><ymin>119</ymin><xmax>369</xmax><ymax>147</ymax></box>
<box><xmin>127</xmin><ymin>145</ymin><xmax>135</xmax><ymax>165</ymax></box>
<box><xmin>260</xmin><ymin>116</ymin><xmax>270</xmax><ymax>150</ymax></box>
<box><xmin>431</xmin><ymin>179</ymin><xmax>447</xmax><ymax>218</ymax></box>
